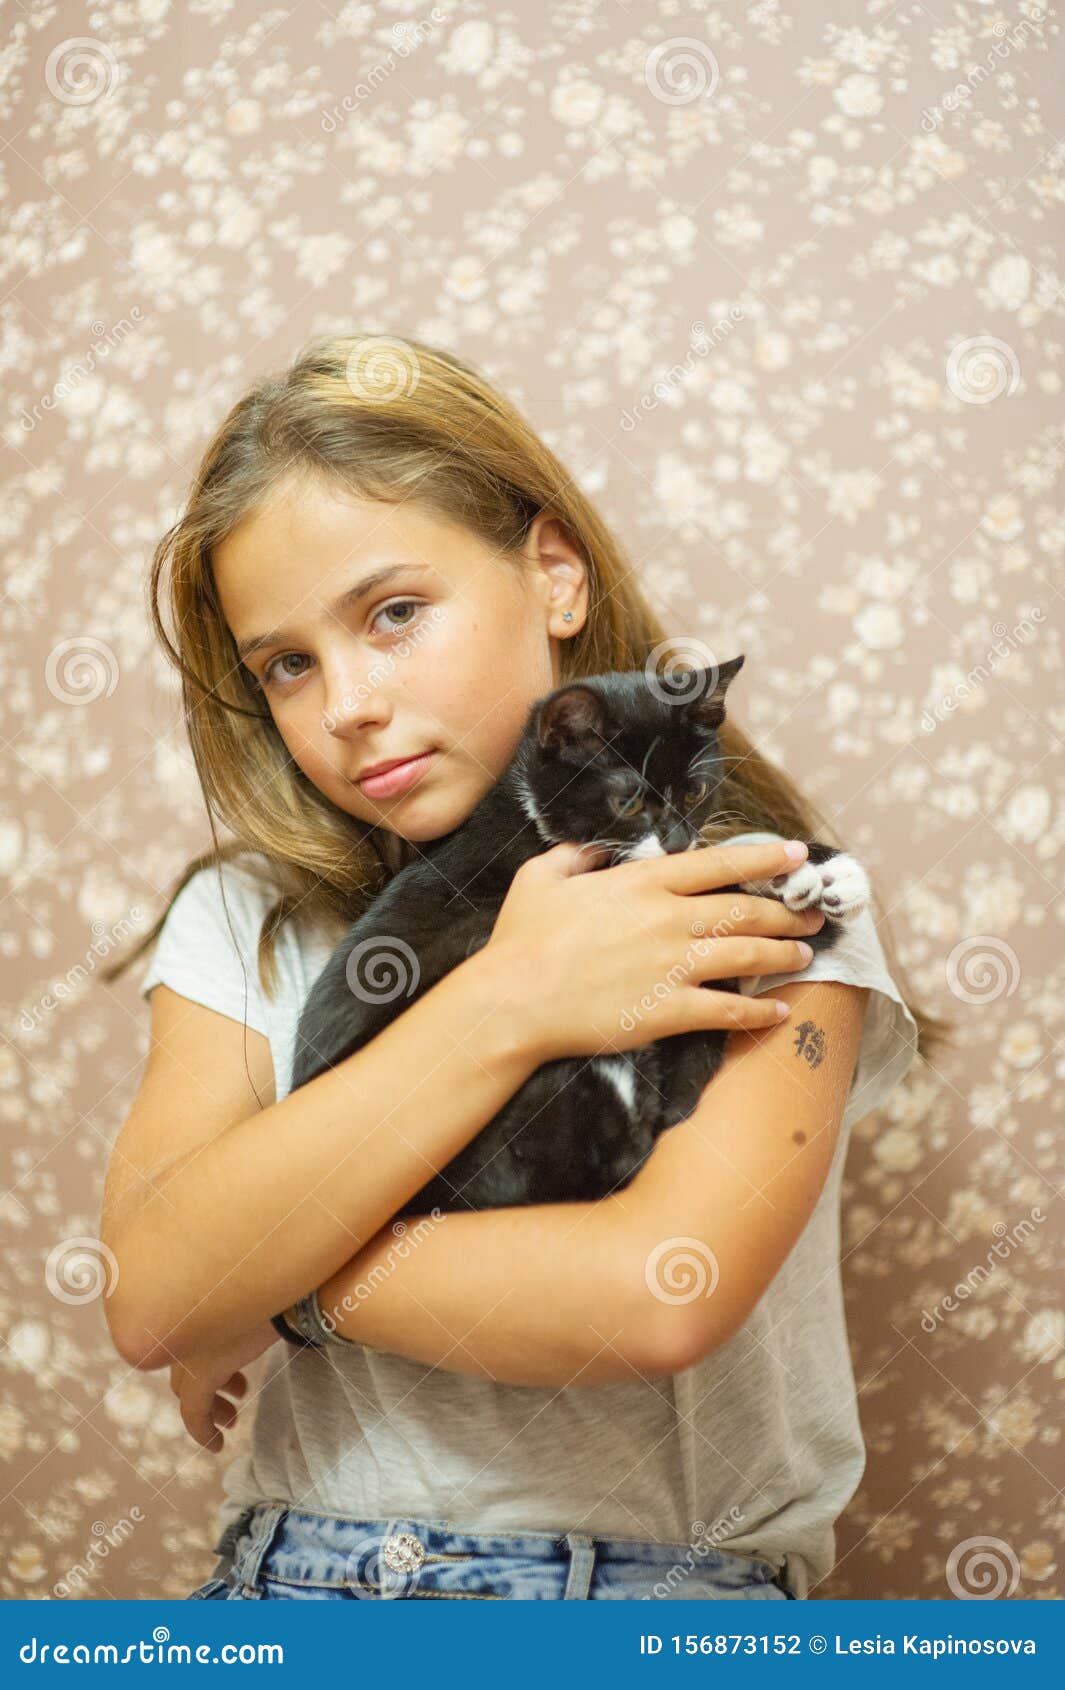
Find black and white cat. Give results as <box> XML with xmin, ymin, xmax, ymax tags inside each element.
<box><xmin>289</xmin><ymin>655</ymin><xmax>870</xmax><ymax>1215</ymax></box>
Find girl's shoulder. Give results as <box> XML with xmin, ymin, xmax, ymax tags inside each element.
<box><xmin>725</xmin><ymin>830</ymin><xmax>920</xmax><ymax>1126</ymax></box>
<box><xmin>136</xmin><ymin>851</ymin><xmax>286</xmax><ymax>1034</ymax></box>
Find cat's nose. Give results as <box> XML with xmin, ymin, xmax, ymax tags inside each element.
<box><xmin>663</xmin><ymin>822</ymin><xmax>696</xmax><ymax>854</ymax></box>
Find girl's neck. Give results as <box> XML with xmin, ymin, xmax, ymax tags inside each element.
<box><xmin>370</xmin><ymin>827</ymin><xmax>420</xmax><ymax>878</ymax></box>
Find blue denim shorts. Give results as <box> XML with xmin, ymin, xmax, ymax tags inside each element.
<box><xmin>187</xmin><ymin>1502</ymin><xmax>796</xmax><ymax>1601</ymax></box>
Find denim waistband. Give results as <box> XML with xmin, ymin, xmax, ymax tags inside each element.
<box><xmin>215</xmin><ymin>1499</ymin><xmax>785</xmax><ymax>1593</ymax></box>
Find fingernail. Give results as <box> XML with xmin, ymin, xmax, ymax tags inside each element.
<box><xmin>797</xmin><ymin>941</ymin><xmax>813</xmax><ymax>962</ymax></box>
<box><xmin>784</xmin><ymin>840</ymin><xmax>807</xmax><ymax>862</ymax></box>
<box><xmin>774</xmin><ymin>1000</ymin><xmax>792</xmax><ymax>1018</ymax></box>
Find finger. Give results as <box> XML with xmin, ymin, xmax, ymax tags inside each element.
<box><xmin>685</xmin><ymin>987</ymin><xmax>792</xmax><ymax>1032</ymax></box>
<box><xmin>182</xmin><ymin>1394</ymin><xmax>223</xmax><ymax>1452</ymax></box>
<box><xmin>690</xmin><ymin>937</ymin><xmax>816</xmax><ymax>981</ymax></box>
<box><xmin>654</xmin><ymin>839</ymin><xmax>808</xmax><ymax>893</ymax></box>
<box><xmin>217</xmin><ymin>1372</ymin><xmax>247</xmax><ymax>1400</ymax></box>
<box><xmin>212</xmin><ymin>1394</ymin><xmax>240</xmax><ymax>1428</ymax></box>
<box><xmin>688</xmin><ymin>894</ymin><xmax>826</xmax><ymax>938</ymax></box>
<box><xmin>536</xmin><ymin>840</ymin><xmax>612</xmax><ymax>877</ymax></box>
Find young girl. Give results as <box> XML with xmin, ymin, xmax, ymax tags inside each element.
<box><xmin>101</xmin><ymin>333</ymin><xmax>946</xmax><ymax>1603</ymax></box>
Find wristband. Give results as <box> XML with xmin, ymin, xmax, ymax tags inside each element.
<box><xmin>270</xmin><ymin>1308</ymin><xmax>312</xmax><ymax>1348</ymax></box>
<box><xmin>270</xmin><ymin>1289</ymin><xmax>362</xmax><ymax>1350</ymax></box>
<box><xmin>296</xmin><ymin>1285</ymin><xmax>363</xmax><ymax>1348</ymax></box>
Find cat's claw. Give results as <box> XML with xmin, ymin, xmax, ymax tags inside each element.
<box><xmin>816</xmin><ymin>853</ymin><xmax>871</xmax><ymax>920</ymax></box>
<box><xmin>745</xmin><ymin>853</ymin><xmax>870</xmax><ymax>922</ymax></box>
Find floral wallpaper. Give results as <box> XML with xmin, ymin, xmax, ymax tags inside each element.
<box><xmin>1</xmin><ymin>0</ymin><xmax>1061</xmax><ymax>1602</ymax></box>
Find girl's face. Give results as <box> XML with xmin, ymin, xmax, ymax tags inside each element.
<box><xmin>212</xmin><ymin>475</ymin><xmax>588</xmax><ymax>843</ymax></box>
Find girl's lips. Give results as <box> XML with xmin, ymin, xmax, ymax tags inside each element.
<box><xmin>357</xmin><ymin>750</ymin><xmax>437</xmax><ymax>799</ymax></box>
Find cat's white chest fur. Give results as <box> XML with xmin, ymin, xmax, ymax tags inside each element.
<box><xmin>590</xmin><ymin>1052</ymin><xmax>640</xmax><ymax>1117</ymax></box>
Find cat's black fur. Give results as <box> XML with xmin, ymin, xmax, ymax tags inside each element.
<box><xmin>289</xmin><ymin>656</ymin><xmax>867</xmax><ymax>1216</ymax></box>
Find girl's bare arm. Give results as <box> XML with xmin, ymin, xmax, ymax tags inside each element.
<box><xmin>309</xmin><ymin>979</ymin><xmax>869</xmax><ymax>1386</ymax></box>
<box><xmin>104</xmin><ymin>948</ymin><xmax>539</xmax><ymax>1371</ymax></box>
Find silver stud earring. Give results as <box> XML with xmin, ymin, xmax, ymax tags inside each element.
<box><xmin>563</xmin><ymin>611</ymin><xmax>573</xmax><ymax>622</ymax></box>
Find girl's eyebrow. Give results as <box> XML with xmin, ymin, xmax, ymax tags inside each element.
<box><xmin>235</xmin><ymin>563</ymin><xmax>432</xmax><ymax>661</ymax></box>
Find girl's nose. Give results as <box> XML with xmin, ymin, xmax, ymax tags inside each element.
<box><xmin>321</xmin><ymin>662</ymin><xmax>392</xmax><ymax>737</ymax></box>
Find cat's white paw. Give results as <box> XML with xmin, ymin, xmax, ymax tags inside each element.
<box><xmin>741</xmin><ymin>853</ymin><xmax>870</xmax><ymax>922</ymax></box>
<box><xmin>816</xmin><ymin>852</ymin><xmax>870</xmax><ymax>921</ymax></box>
<box><xmin>767</xmin><ymin>862</ymin><xmax>823</xmax><ymax>910</ymax></box>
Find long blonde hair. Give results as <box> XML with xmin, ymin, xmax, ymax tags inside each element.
<box><xmin>103</xmin><ymin>332</ymin><xmax>953</xmax><ymax>1062</ymax></box>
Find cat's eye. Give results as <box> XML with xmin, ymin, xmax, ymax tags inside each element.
<box><xmin>609</xmin><ymin>790</ymin><xmax>645</xmax><ymax>818</ymax></box>
<box><xmin>682</xmin><ymin>780</ymin><xmax>710</xmax><ymax>808</ymax></box>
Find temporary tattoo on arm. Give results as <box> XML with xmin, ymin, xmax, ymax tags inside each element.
<box><xmin>792</xmin><ymin>1019</ymin><xmax>826</xmax><ymax>1068</ymax></box>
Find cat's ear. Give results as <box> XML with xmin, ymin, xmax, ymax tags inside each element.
<box><xmin>675</xmin><ymin>654</ymin><xmax>745</xmax><ymax>729</ymax></box>
<box><xmin>536</xmin><ymin>683</ymin><xmax>613</xmax><ymax>755</ymax></box>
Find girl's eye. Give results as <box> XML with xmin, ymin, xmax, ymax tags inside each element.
<box><xmin>610</xmin><ymin>791</ymin><xmax>645</xmax><ymax>818</ymax></box>
<box><xmin>258</xmin><ymin>601</ymin><xmax>426</xmax><ymax>690</ymax></box>
<box><xmin>682</xmin><ymin>780</ymin><xmax>710</xmax><ymax>808</ymax></box>
<box><xmin>372</xmin><ymin>598</ymin><xmax>424</xmax><ymax>636</ymax></box>
<box><xmin>261</xmin><ymin>651</ymin><xmax>310</xmax><ymax>689</ymax></box>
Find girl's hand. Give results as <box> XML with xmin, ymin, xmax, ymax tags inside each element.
<box><xmin>485</xmin><ymin>837</ymin><xmax>825</xmax><ymax>1063</ymax></box>
<box><xmin>169</xmin><ymin>1320</ymin><xmax>279</xmax><ymax>1453</ymax></box>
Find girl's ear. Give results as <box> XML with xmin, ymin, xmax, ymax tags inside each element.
<box><xmin>535</xmin><ymin>683</ymin><xmax>613</xmax><ymax>754</ymax></box>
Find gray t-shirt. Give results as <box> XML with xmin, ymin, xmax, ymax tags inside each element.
<box><xmin>139</xmin><ymin>838</ymin><xmax>918</xmax><ymax>1599</ymax></box>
